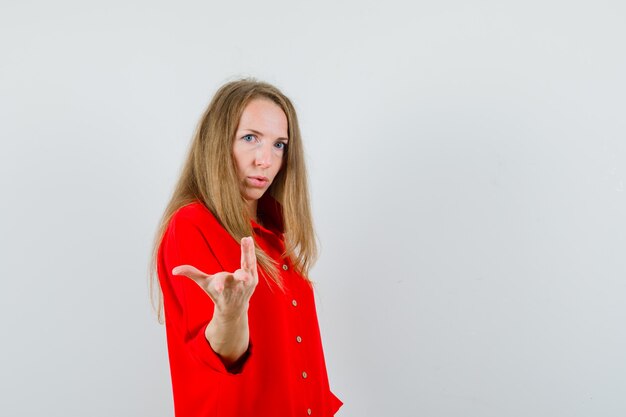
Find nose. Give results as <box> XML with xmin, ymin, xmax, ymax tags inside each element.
<box><xmin>254</xmin><ymin>143</ymin><xmax>272</xmax><ymax>168</ymax></box>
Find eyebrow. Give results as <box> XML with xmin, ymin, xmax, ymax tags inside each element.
<box><xmin>240</xmin><ymin>128</ymin><xmax>288</xmax><ymax>141</ymax></box>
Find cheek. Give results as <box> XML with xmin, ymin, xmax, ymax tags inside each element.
<box><xmin>274</xmin><ymin>155</ymin><xmax>284</xmax><ymax>174</ymax></box>
<box><xmin>232</xmin><ymin>149</ymin><xmax>247</xmax><ymax>174</ymax></box>
<box><xmin>273</xmin><ymin>164</ymin><xmax>285</xmax><ymax>182</ymax></box>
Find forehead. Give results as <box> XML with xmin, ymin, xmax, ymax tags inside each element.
<box><xmin>237</xmin><ymin>98</ymin><xmax>288</xmax><ymax>138</ymax></box>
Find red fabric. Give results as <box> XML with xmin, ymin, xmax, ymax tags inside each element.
<box><xmin>157</xmin><ymin>195</ymin><xmax>343</xmax><ymax>417</ymax></box>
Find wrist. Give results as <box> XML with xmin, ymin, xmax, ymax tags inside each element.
<box><xmin>205</xmin><ymin>315</ymin><xmax>250</xmax><ymax>365</ymax></box>
<box><xmin>212</xmin><ymin>307</ymin><xmax>249</xmax><ymax>326</ymax></box>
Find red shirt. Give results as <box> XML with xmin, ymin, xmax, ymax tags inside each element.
<box><xmin>157</xmin><ymin>195</ymin><xmax>342</xmax><ymax>417</ymax></box>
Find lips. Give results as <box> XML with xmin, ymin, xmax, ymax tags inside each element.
<box><xmin>247</xmin><ymin>176</ymin><xmax>269</xmax><ymax>187</ymax></box>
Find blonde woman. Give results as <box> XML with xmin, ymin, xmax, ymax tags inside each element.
<box><xmin>150</xmin><ymin>79</ymin><xmax>342</xmax><ymax>416</ymax></box>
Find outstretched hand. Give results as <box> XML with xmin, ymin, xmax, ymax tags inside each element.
<box><xmin>172</xmin><ymin>236</ymin><xmax>259</xmax><ymax>322</ymax></box>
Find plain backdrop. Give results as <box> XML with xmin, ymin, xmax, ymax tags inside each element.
<box><xmin>1</xmin><ymin>1</ymin><xmax>625</xmax><ymax>416</ymax></box>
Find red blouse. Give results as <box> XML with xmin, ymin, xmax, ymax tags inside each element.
<box><xmin>157</xmin><ymin>195</ymin><xmax>342</xmax><ymax>417</ymax></box>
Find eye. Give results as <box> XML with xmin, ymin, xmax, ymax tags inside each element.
<box><xmin>242</xmin><ymin>134</ymin><xmax>255</xmax><ymax>142</ymax></box>
<box><xmin>274</xmin><ymin>142</ymin><xmax>288</xmax><ymax>150</ymax></box>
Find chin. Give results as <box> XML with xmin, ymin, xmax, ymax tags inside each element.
<box><xmin>245</xmin><ymin>191</ymin><xmax>266</xmax><ymax>201</ymax></box>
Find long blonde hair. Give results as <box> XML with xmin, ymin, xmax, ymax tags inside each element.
<box><xmin>148</xmin><ymin>79</ymin><xmax>317</xmax><ymax>323</ymax></box>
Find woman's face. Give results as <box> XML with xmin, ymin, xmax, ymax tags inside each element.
<box><xmin>232</xmin><ymin>98</ymin><xmax>289</xmax><ymax>211</ymax></box>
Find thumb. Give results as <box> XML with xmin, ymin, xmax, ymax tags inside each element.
<box><xmin>171</xmin><ymin>264</ymin><xmax>210</xmax><ymax>284</ymax></box>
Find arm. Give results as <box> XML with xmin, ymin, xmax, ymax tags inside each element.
<box><xmin>172</xmin><ymin>236</ymin><xmax>258</xmax><ymax>367</ymax></box>
<box><xmin>204</xmin><ymin>307</ymin><xmax>249</xmax><ymax>366</ymax></box>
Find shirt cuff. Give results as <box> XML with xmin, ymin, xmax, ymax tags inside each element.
<box><xmin>187</xmin><ymin>323</ymin><xmax>253</xmax><ymax>375</ymax></box>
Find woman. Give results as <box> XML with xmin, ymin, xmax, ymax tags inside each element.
<box><xmin>150</xmin><ymin>79</ymin><xmax>342</xmax><ymax>417</ymax></box>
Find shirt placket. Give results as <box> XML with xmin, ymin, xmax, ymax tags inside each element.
<box><xmin>255</xmin><ymin>222</ymin><xmax>317</xmax><ymax>416</ymax></box>
<box><xmin>283</xmin><ymin>261</ymin><xmax>315</xmax><ymax>416</ymax></box>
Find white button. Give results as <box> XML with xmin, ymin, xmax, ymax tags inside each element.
<box><xmin>302</xmin><ymin>371</ymin><xmax>308</xmax><ymax>379</ymax></box>
<box><xmin>296</xmin><ymin>336</ymin><xmax>302</xmax><ymax>343</ymax></box>
<box><xmin>292</xmin><ymin>299</ymin><xmax>298</xmax><ymax>307</ymax></box>
<box><xmin>307</xmin><ymin>408</ymin><xmax>312</xmax><ymax>415</ymax></box>
<box><xmin>282</xmin><ymin>264</ymin><xmax>289</xmax><ymax>270</ymax></box>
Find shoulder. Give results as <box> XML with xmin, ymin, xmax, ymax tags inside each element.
<box><xmin>168</xmin><ymin>201</ymin><xmax>235</xmax><ymax>243</ymax></box>
<box><xmin>162</xmin><ymin>201</ymin><xmax>232</xmax><ymax>249</ymax></box>
<box><xmin>172</xmin><ymin>201</ymin><xmax>213</xmax><ymax>222</ymax></box>
<box><xmin>161</xmin><ymin>201</ymin><xmax>239</xmax><ymax>272</ymax></box>
<box><xmin>167</xmin><ymin>201</ymin><xmax>222</xmax><ymax>232</ymax></box>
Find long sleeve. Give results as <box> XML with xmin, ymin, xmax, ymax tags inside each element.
<box><xmin>159</xmin><ymin>210</ymin><xmax>250</xmax><ymax>374</ymax></box>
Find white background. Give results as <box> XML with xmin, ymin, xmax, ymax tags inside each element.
<box><xmin>1</xmin><ymin>1</ymin><xmax>625</xmax><ymax>416</ymax></box>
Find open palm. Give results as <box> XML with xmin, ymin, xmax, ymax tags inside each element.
<box><xmin>172</xmin><ymin>236</ymin><xmax>258</xmax><ymax>321</ymax></box>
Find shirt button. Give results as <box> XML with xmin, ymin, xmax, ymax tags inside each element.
<box><xmin>282</xmin><ymin>264</ymin><xmax>289</xmax><ymax>270</ymax></box>
<box><xmin>296</xmin><ymin>336</ymin><xmax>302</xmax><ymax>343</ymax></box>
<box><xmin>307</xmin><ymin>408</ymin><xmax>312</xmax><ymax>415</ymax></box>
<box><xmin>302</xmin><ymin>371</ymin><xmax>308</xmax><ymax>379</ymax></box>
<box><xmin>292</xmin><ymin>299</ymin><xmax>298</xmax><ymax>307</ymax></box>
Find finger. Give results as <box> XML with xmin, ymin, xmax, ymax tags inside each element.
<box><xmin>171</xmin><ymin>264</ymin><xmax>210</xmax><ymax>285</ymax></box>
<box><xmin>240</xmin><ymin>236</ymin><xmax>257</xmax><ymax>274</ymax></box>
<box><xmin>240</xmin><ymin>237</ymin><xmax>249</xmax><ymax>270</ymax></box>
<box><xmin>211</xmin><ymin>272</ymin><xmax>226</xmax><ymax>294</ymax></box>
<box><xmin>213</xmin><ymin>272</ymin><xmax>237</xmax><ymax>294</ymax></box>
<box><xmin>233</xmin><ymin>268</ymin><xmax>250</xmax><ymax>284</ymax></box>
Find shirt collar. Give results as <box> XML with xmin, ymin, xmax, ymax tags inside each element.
<box><xmin>251</xmin><ymin>193</ymin><xmax>284</xmax><ymax>235</ymax></box>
